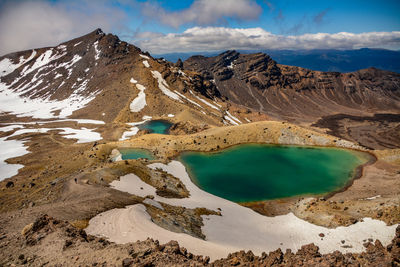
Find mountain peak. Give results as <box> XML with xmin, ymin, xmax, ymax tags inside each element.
<box><xmin>219</xmin><ymin>50</ymin><xmax>239</xmax><ymax>56</ymax></box>
<box><xmin>95</xmin><ymin>28</ymin><xmax>104</xmax><ymax>35</ymax></box>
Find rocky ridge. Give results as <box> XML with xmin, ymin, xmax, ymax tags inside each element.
<box><xmin>183</xmin><ymin>51</ymin><xmax>400</xmax><ymax>148</ymax></box>
<box><xmin>2</xmin><ymin>214</ymin><xmax>398</xmax><ymax>266</ymax></box>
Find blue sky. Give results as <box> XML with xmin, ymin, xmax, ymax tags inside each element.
<box><xmin>0</xmin><ymin>0</ymin><xmax>399</xmax><ymax>55</ymax></box>
<box><xmin>128</xmin><ymin>0</ymin><xmax>400</xmax><ymax>35</ymax></box>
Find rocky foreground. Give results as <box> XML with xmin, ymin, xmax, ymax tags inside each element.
<box><xmin>1</xmin><ymin>214</ymin><xmax>398</xmax><ymax>266</ymax></box>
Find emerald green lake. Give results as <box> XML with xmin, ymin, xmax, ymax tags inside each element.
<box><xmin>139</xmin><ymin>120</ymin><xmax>172</xmax><ymax>134</ymax></box>
<box><xmin>180</xmin><ymin>144</ymin><xmax>370</xmax><ymax>202</ymax></box>
<box><xmin>120</xmin><ymin>148</ymin><xmax>154</xmax><ymax>160</ymax></box>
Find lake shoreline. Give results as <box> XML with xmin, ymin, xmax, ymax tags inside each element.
<box><xmin>99</xmin><ymin>120</ymin><xmax>398</xmax><ymax>227</ymax></box>
<box><xmin>178</xmin><ymin>143</ymin><xmax>373</xmax><ymax>203</ymax></box>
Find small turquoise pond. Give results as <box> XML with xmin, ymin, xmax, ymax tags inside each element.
<box><xmin>120</xmin><ymin>148</ymin><xmax>154</xmax><ymax>160</ymax></box>
<box><xmin>139</xmin><ymin>120</ymin><xmax>173</xmax><ymax>134</ymax></box>
<box><xmin>180</xmin><ymin>144</ymin><xmax>370</xmax><ymax>202</ymax></box>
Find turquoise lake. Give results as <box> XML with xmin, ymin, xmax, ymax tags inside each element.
<box><xmin>180</xmin><ymin>144</ymin><xmax>370</xmax><ymax>202</ymax></box>
<box><xmin>139</xmin><ymin>120</ymin><xmax>172</xmax><ymax>134</ymax></box>
<box><xmin>120</xmin><ymin>148</ymin><xmax>154</xmax><ymax>160</ymax></box>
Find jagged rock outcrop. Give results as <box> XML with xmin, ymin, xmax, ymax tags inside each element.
<box><xmin>183</xmin><ymin>50</ymin><xmax>400</xmax><ymax>148</ymax></box>
<box><xmin>175</xmin><ymin>58</ymin><xmax>183</xmax><ymax>69</ymax></box>
<box><xmin>183</xmin><ymin>51</ymin><xmax>400</xmax><ymax>124</ymax></box>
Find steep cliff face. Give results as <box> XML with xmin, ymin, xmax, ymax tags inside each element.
<box><xmin>183</xmin><ymin>50</ymin><xmax>400</xmax><ymax>123</ymax></box>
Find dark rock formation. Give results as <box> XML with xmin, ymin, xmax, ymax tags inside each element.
<box><xmin>183</xmin><ymin>51</ymin><xmax>400</xmax><ymax>125</ymax></box>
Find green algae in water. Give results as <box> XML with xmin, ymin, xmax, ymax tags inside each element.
<box><xmin>120</xmin><ymin>148</ymin><xmax>154</xmax><ymax>160</ymax></box>
<box><xmin>139</xmin><ymin>120</ymin><xmax>172</xmax><ymax>134</ymax></box>
<box><xmin>180</xmin><ymin>144</ymin><xmax>370</xmax><ymax>202</ymax></box>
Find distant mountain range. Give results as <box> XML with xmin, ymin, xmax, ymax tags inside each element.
<box><xmin>155</xmin><ymin>48</ymin><xmax>400</xmax><ymax>73</ymax></box>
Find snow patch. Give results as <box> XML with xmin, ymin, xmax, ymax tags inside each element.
<box><xmin>150</xmin><ymin>71</ymin><xmax>182</xmax><ymax>102</ymax></box>
<box><xmin>119</xmin><ymin>118</ymin><xmax>152</xmax><ymax>141</ymax></box>
<box><xmin>57</xmin><ymin>45</ymin><xmax>67</xmax><ymax>52</ymax></box>
<box><xmin>1</xmin><ymin>119</ymin><xmax>105</xmax><ymax>125</ymax></box>
<box><xmin>139</xmin><ymin>54</ymin><xmax>150</xmax><ymax>60</ymax></box>
<box><xmin>22</xmin><ymin>49</ymin><xmax>65</xmax><ymax>76</ymax></box>
<box><xmin>189</xmin><ymin>90</ymin><xmax>219</xmax><ymax>110</ymax></box>
<box><xmin>167</xmin><ymin>114</ymin><xmax>175</xmax><ymax>118</ymax></box>
<box><xmin>142</xmin><ymin>115</ymin><xmax>152</xmax><ymax>120</ymax></box>
<box><xmin>226</xmin><ymin>111</ymin><xmax>241</xmax><ymax>124</ymax></box>
<box><xmin>224</xmin><ymin>115</ymin><xmax>239</xmax><ymax>125</ymax></box>
<box><xmin>130</xmin><ymin>78</ymin><xmax>137</xmax><ymax>84</ymax></box>
<box><xmin>8</xmin><ymin>127</ymin><xmax>101</xmax><ymax>143</ymax></box>
<box><xmin>57</xmin><ymin>127</ymin><xmax>102</xmax><ymax>143</ymax></box>
<box><xmin>0</xmin><ymin>79</ymin><xmax>100</xmax><ymax>119</ymax></box>
<box><xmin>130</xmin><ymin>84</ymin><xmax>147</xmax><ymax>112</ymax></box>
<box><xmin>214</xmin><ymin>101</ymin><xmax>222</xmax><ymax>108</ymax></box>
<box><xmin>0</xmin><ymin>125</ymin><xmax>24</xmax><ymax>132</ymax></box>
<box><xmin>142</xmin><ymin>60</ymin><xmax>150</xmax><ymax>68</ymax></box>
<box><xmin>56</xmin><ymin>54</ymin><xmax>82</xmax><ymax>80</ymax></box>
<box><xmin>94</xmin><ymin>41</ymin><xmax>101</xmax><ymax>60</ymax></box>
<box><xmin>0</xmin><ymin>136</ymin><xmax>28</xmax><ymax>181</ymax></box>
<box><xmin>65</xmin><ymin>119</ymin><xmax>105</xmax><ymax>125</ymax></box>
<box><xmin>174</xmin><ymin>91</ymin><xmax>202</xmax><ymax>108</ymax></box>
<box><xmin>0</xmin><ymin>52</ymin><xmax>99</xmax><ymax>120</ymax></box>
<box><xmin>120</xmin><ymin>127</ymin><xmax>139</xmax><ymax>141</ymax></box>
<box><xmin>364</xmin><ymin>195</ymin><xmax>381</xmax><ymax>200</ymax></box>
<box><xmin>9</xmin><ymin>128</ymin><xmax>52</xmax><ymax>137</ymax></box>
<box><xmin>0</xmin><ymin>50</ymin><xmax>36</xmax><ymax>77</ymax></box>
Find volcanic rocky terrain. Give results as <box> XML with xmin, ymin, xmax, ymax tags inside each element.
<box><xmin>0</xmin><ymin>29</ymin><xmax>399</xmax><ymax>266</ymax></box>
<box><xmin>184</xmin><ymin>50</ymin><xmax>400</xmax><ymax>149</ymax></box>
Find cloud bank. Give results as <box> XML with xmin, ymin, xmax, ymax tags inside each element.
<box><xmin>136</xmin><ymin>27</ymin><xmax>400</xmax><ymax>54</ymax></box>
<box><xmin>0</xmin><ymin>0</ymin><xmax>127</xmax><ymax>56</ymax></box>
<box><xmin>1</xmin><ymin>1</ymin><xmax>398</xmax><ymax>57</ymax></box>
<box><xmin>142</xmin><ymin>0</ymin><xmax>262</xmax><ymax>28</ymax></box>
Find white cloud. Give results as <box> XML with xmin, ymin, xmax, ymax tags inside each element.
<box><xmin>0</xmin><ymin>0</ymin><xmax>128</xmax><ymax>56</ymax></box>
<box><xmin>136</xmin><ymin>27</ymin><xmax>400</xmax><ymax>54</ymax></box>
<box><xmin>141</xmin><ymin>0</ymin><xmax>262</xmax><ymax>28</ymax></box>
